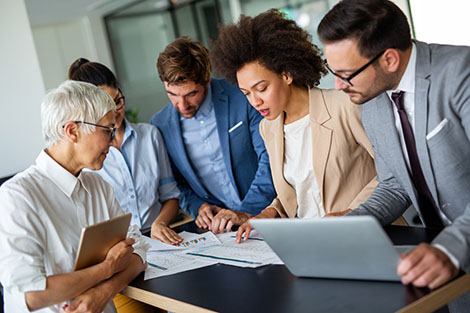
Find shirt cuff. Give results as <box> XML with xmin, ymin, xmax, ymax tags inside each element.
<box><xmin>433</xmin><ymin>243</ymin><xmax>460</xmax><ymax>269</ymax></box>
<box><xmin>127</xmin><ymin>225</ymin><xmax>150</xmax><ymax>264</ymax></box>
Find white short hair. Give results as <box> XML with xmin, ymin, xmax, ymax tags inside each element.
<box><xmin>41</xmin><ymin>80</ymin><xmax>116</xmax><ymax>148</ymax></box>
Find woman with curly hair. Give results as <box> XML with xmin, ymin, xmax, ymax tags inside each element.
<box><xmin>210</xmin><ymin>9</ymin><xmax>381</xmax><ymax>242</ymax></box>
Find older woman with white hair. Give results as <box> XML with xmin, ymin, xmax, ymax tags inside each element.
<box><xmin>0</xmin><ymin>80</ymin><xmax>148</xmax><ymax>313</ymax></box>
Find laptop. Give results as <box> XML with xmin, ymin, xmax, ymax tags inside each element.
<box><xmin>250</xmin><ymin>216</ymin><xmax>409</xmax><ymax>281</ymax></box>
<box><xmin>73</xmin><ymin>213</ymin><xmax>132</xmax><ymax>271</ymax></box>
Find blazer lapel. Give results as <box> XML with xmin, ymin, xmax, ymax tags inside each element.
<box><xmin>373</xmin><ymin>94</ymin><xmax>418</xmax><ymax>205</ymax></box>
<box><xmin>414</xmin><ymin>41</ymin><xmax>439</xmax><ymax>203</ymax></box>
<box><xmin>269</xmin><ymin>113</ymin><xmax>298</xmax><ymax>217</ymax></box>
<box><xmin>309</xmin><ymin>88</ymin><xmax>332</xmax><ymax>206</ymax></box>
<box><xmin>212</xmin><ymin>82</ymin><xmax>237</xmax><ymax>191</ymax></box>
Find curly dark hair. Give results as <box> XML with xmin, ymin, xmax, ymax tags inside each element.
<box><xmin>210</xmin><ymin>9</ymin><xmax>326</xmax><ymax>88</ymax></box>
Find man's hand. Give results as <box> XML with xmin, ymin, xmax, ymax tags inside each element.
<box><xmin>397</xmin><ymin>243</ymin><xmax>459</xmax><ymax>289</ymax></box>
<box><xmin>151</xmin><ymin>221</ymin><xmax>183</xmax><ymax>245</ymax></box>
<box><xmin>324</xmin><ymin>209</ymin><xmax>352</xmax><ymax>217</ymax></box>
<box><xmin>195</xmin><ymin>203</ymin><xmax>222</xmax><ymax>230</ymax></box>
<box><xmin>103</xmin><ymin>238</ymin><xmax>135</xmax><ymax>277</ymax></box>
<box><xmin>210</xmin><ymin>209</ymin><xmax>252</xmax><ymax>234</ymax></box>
<box><xmin>61</xmin><ymin>286</ymin><xmax>108</xmax><ymax>313</ymax></box>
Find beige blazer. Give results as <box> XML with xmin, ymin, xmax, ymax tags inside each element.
<box><xmin>260</xmin><ymin>87</ymin><xmax>378</xmax><ymax>218</ymax></box>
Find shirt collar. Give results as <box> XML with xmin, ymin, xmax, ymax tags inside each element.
<box><xmin>180</xmin><ymin>83</ymin><xmax>213</xmax><ymax>121</ymax></box>
<box><xmin>36</xmin><ymin>149</ymin><xmax>85</xmax><ymax>197</ymax></box>
<box><xmin>387</xmin><ymin>42</ymin><xmax>417</xmax><ymax>96</ymax></box>
<box><xmin>122</xmin><ymin>119</ymin><xmax>136</xmax><ymax>143</ymax></box>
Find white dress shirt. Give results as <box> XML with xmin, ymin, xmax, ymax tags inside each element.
<box><xmin>283</xmin><ymin>114</ymin><xmax>325</xmax><ymax>218</ymax></box>
<box><xmin>0</xmin><ymin>150</ymin><xmax>148</xmax><ymax>313</ymax></box>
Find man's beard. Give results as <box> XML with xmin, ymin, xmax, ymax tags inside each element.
<box><xmin>345</xmin><ymin>67</ymin><xmax>400</xmax><ymax>105</ymax></box>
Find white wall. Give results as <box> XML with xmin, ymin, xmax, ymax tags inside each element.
<box><xmin>0</xmin><ymin>0</ymin><xmax>45</xmax><ymax>177</ymax></box>
<box><xmin>32</xmin><ymin>16</ymin><xmax>115</xmax><ymax>91</ymax></box>
<box><xmin>410</xmin><ymin>0</ymin><xmax>470</xmax><ymax>45</ymax></box>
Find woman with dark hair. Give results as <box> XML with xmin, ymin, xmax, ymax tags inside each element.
<box><xmin>68</xmin><ymin>58</ymin><xmax>183</xmax><ymax>245</ymax></box>
<box><xmin>210</xmin><ymin>9</ymin><xmax>382</xmax><ymax>242</ymax></box>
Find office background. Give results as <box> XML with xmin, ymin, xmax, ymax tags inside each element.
<box><xmin>0</xmin><ymin>0</ymin><xmax>469</xmax><ymax>179</ymax></box>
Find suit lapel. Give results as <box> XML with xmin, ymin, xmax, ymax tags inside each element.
<box><xmin>212</xmin><ymin>81</ymin><xmax>237</xmax><ymax>191</ymax></box>
<box><xmin>372</xmin><ymin>94</ymin><xmax>418</xmax><ymax>205</ymax></box>
<box><xmin>269</xmin><ymin>113</ymin><xmax>298</xmax><ymax>217</ymax></box>
<box><xmin>309</xmin><ymin>88</ymin><xmax>332</xmax><ymax>206</ymax></box>
<box><xmin>414</xmin><ymin>41</ymin><xmax>439</xmax><ymax>203</ymax></box>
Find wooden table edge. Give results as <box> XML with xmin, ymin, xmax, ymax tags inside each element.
<box><xmin>121</xmin><ymin>285</ymin><xmax>217</xmax><ymax>313</ymax></box>
<box><xmin>396</xmin><ymin>274</ymin><xmax>470</xmax><ymax>313</ymax></box>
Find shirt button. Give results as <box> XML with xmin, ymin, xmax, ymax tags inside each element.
<box><xmin>130</xmin><ymin>195</ymin><xmax>135</xmax><ymax>199</ymax></box>
<box><xmin>204</xmin><ymin>195</ymin><xmax>209</xmax><ymax>199</ymax></box>
<box><xmin>200</xmin><ymin>120</ymin><xmax>204</xmax><ymax>124</ymax></box>
<box><xmin>204</xmin><ymin>139</ymin><xmax>208</xmax><ymax>143</ymax></box>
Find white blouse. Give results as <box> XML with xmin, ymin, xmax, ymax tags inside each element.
<box><xmin>0</xmin><ymin>150</ymin><xmax>148</xmax><ymax>313</ymax></box>
<box><xmin>283</xmin><ymin>114</ymin><xmax>324</xmax><ymax>218</ymax></box>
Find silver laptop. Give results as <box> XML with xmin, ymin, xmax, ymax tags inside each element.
<box><xmin>250</xmin><ymin>216</ymin><xmax>407</xmax><ymax>281</ymax></box>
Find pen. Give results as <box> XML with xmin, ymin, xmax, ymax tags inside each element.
<box><xmin>148</xmin><ymin>262</ymin><xmax>168</xmax><ymax>270</ymax></box>
<box><xmin>187</xmin><ymin>252</ymin><xmax>262</xmax><ymax>265</ymax></box>
<box><xmin>230</xmin><ymin>235</ymin><xmax>264</xmax><ymax>241</ymax></box>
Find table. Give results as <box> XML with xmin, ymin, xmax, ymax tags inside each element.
<box><xmin>122</xmin><ymin>224</ymin><xmax>470</xmax><ymax>313</ymax></box>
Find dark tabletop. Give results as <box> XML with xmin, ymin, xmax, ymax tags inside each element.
<box><xmin>130</xmin><ymin>224</ymin><xmax>444</xmax><ymax>313</ymax></box>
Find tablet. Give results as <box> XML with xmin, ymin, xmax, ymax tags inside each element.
<box><xmin>73</xmin><ymin>213</ymin><xmax>132</xmax><ymax>271</ymax></box>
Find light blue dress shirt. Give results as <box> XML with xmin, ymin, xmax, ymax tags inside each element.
<box><xmin>96</xmin><ymin>120</ymin><xmax>180</xmax><ymax>233</ymax></box>
<box><xmin>180</xmin><ymin>85</ymin><xmax>242</xmax><ymax>210</ymax></box>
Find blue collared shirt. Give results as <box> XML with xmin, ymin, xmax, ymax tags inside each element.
<box><xmin>96</xmin><ymin>120</ymin><xmax>180</xmax><ymax>233</ymax></box>
<box><xmin>180</xmin><ymin>85</ymin><xmax>242</xmax><ymax>210</ymax></box>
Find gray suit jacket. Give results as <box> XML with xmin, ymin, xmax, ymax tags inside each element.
<box><xmin>350</xmin><ymin>40</ymin><xmax>470</xmax><ymax>273</ymax></box>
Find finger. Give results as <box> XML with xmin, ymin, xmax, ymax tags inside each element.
<box><xmin>211</xmin><ymin>216</ymin><xmax>222</xmax><ymax>234</ymax></box>
<box><xmin>165</xmin><ymin>229</ymin><xmax>183</xmax><ymax>244</ymax></box>
<box><xmin>197</xmin><ymin>214</ymin><xmax>209</xmax><ymax>229</ymax></box>
<box><xmin>225</xmin><ymin>220</ymin><xmax>234</xmax><ymax>233</ymax></box>
<box><xmin>124</xmin><ymin>237</ymin><xmax>135</xmax><ymax>246</ymax></box>
<box><xmin>201</xmin><ymin>213</ymin><xmax>213</xmax><ymax>230</ymax></box>
<box><xmin>195</xmin><ymin>215</ymin><xmax>203</xmax><ymax>228</ymax></box>
<box><xmin>235</xmin><ymin>226</ymin><xmax>245</xmax><ymax>244</ymax></box>
<box><xmin>397</xmin><ymin>245</ymin><xmax>426</xmax><ymax>276</ymax></box>
<box><xmin>411</xmin><ymin>266</ymin><xmax>441</xmax><ymax>288</ymax></box>
<box><xmin>243</xmin><ymin>226</ymin><xmax>253</xmax><ymax>242</ymax></box>
<box><xmin>218</xmin><ymin>218</ymin><xmax>228</xmax><ymax>234</ymax></box>
<box><xmin>204</xmin><ymin>207</ymin><xmax>215</xmax><ymax>221</ymax></box>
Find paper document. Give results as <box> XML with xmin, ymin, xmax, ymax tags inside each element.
<box><xmin>144</xmin><ymin>231</ymin><xmax>221</xmax><ymax>252</ymax></box>
<box><xmin>145</xmin><ymin>250</ymin><xmax>216</xmax><ymax>280</ymax></box>
<box><xmin>144</xmin><ymin>231</ymin><xmax>283</xmax><ymax>280</ymax></box>
<box><xmin>185</xmin><ymin>232</ymin><xmax>283</xmax><ymax>268</ymax></box>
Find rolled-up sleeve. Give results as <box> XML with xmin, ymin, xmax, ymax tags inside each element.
<box><xmin>0</xmin><ymin>187</ymin><xmax>47</xmax><ymax>311</ymax></box>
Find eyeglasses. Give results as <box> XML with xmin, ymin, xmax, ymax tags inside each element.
<box><xmin>115</xmin><ymin>89</ymin><xmax>125</xmax><ymax>111</ymax></box>
<box><xmin>66</xmin><ymin>121</ymin><xmax>116</xmax><ymax>141</ymax></box>
<box><xmin>324</xmin><ymin>50</ymin><xmax>385</xmax><ymax>87</ymax></box>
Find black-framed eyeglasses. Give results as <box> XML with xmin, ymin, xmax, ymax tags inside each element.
<box><xmin>324</xmin><ymin>50</ymin><xmax>385</xmax><ymax>87</ymax></box>
<box><xmin>115</xmin><ymin>89</ymin><xmax>125</xmax><ymax>110</ymax></box>
<box><xmin>63</xmin><ymin>121</ymin><xmax>116</xmax><ymax>141</ymax></box>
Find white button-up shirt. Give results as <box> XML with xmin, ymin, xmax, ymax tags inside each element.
<box><xmin>0</xmin><ymin>150</ymin><xmax>148</xmax><ymax>313</ymax></box>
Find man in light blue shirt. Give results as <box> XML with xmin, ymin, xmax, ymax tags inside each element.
<box><xmin>151</xmin><ymin>37</ymin><xmax>276</xmax><ymax>233</ymax></box>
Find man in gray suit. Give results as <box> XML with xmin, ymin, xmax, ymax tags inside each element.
<box><xmin>318</xmin><ymin>0</ymin><xmax>470</xmax><ymax>297</ymax></box>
